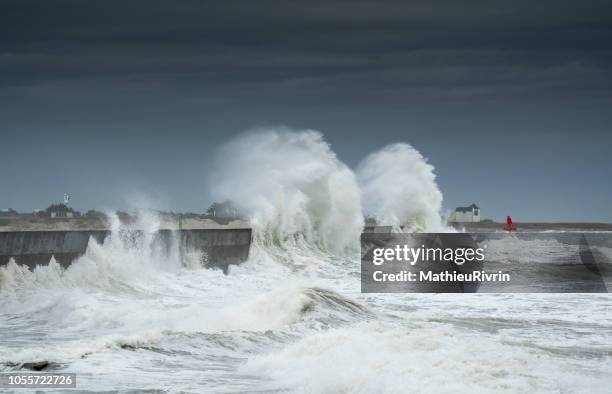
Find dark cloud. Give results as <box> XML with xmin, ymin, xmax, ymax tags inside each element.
<box><xmin>1</xmin><ymin>0</ymin><xmax>611</xmax><ymax>100</ymax></box>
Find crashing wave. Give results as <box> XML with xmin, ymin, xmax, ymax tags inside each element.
<box><xmin>208</xmin><ymin>128</ymin><xmax>364</xmax><ymax>253</ymax></box>
<box><xmin>357</xmin><ymin>143</ymin><xmax>448</xmax><ymax>232</ymax></box>
<box><xmin>209</xmin><ymin>128</ymin><xmax>451</xmax><ymax>255</ymax></box>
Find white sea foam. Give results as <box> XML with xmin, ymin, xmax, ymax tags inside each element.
<box><xmin>483</xmin><ymin>236</ymin><xmax>578</xmax><ymax>264</ymax></box>
<box><xmin>242</xmin><ymin>320</ymin><xmax>612</xmax><ymax>394</ymax></box>
<box><xmin>209</xmin><ymin>127</ymin><xmax>364</xmax><ymax>252</ymax></box>
<box><xmin>357</xmin><ymin>143</ymin><xmax>448</xmax><ymax>232</ymax></box>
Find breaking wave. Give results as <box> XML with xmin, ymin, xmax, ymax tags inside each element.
<box><xmin>357</xmin><ymin>143</ymin><xmax>447</xmax><ymax>232</ymax></box>
<box><xmin>209</xmin><ymin>128</ymin><xmax>449</xmax><ymax>254</ymax></box>
<box><xmin>209</xmin><ymin>128</ymin><xmax>364</xmax><ymax>253</ymax></box>
<box><xmin>0</xmin><ymin>212</ymin><xmax>202</xmax><ymax>298</ymax></box>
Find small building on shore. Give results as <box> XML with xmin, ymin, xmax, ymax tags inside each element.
<box><xmin>206</xmin><ymin>200</ymin><xmax>242</xmax><ymax>219</ymax></box>
<box><xmin>45</xmin><ymin>204</ymin><xmax>80</xmax><ymax>219</ymax></box>
<box><xmin>0</xmin><ymin>208</ymin><xmax>18</xmax><ymax>217</ymax></box>
<box><xmin>449</xmin><ymin>204</ymin><xmax>480</xmax><ymax>223</ymax></box>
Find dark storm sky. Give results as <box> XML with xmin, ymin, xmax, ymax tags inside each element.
<box><xmin>1</xmin><ymin>0</ymin><xmax>611</xmax><ymax>221</ymax></box>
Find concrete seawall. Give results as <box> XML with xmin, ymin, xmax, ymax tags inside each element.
<box><xmin>0</xmin><ymin>229</ymin><xmax>252</xmax><ymax>273</ymax></box>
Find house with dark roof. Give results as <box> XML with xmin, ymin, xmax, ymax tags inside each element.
<box><xmin>45</xmin><ymin>203</ymin><xmax>80</xmax><ymax>219</ymax></box>
<box><xmin>448</xmin><ymin>204</ymin><xmax>480</xmax><ymax>223</ymax></box>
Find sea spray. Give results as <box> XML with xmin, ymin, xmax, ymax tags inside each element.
<box><xmin>208</xmin><ymin>128</ymin><xmax>364</xmax><ymax>253</ymax></box>
<box><xmin>210</xmin><ymin>129</ymin><xmax>451</xmax><ymax>256</ymax></box>
<box><xmin>0</xmin><ymin>211</ymin><xmax>191</xmax><ymax>297</ymax></box>
<box><xmin>357</xmin><ymin>143</ymin><xmax>448</xmax><ymax>232</ymax></box>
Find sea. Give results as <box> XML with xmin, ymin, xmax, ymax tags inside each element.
<box><xmin>1</xmin><ymin>129</ymin><xmax>611</xmax><ymax>393</ymax></box>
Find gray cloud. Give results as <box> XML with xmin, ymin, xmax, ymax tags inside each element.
<box><xmin>1</xmin><ymin>0</ymin><xmax>611</xmax><ymax>100</ymax></box>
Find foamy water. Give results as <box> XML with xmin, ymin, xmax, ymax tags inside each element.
<box><xmin>2</xmin><ymin>237</ymin><xmax>611</xmax><ymax>393</ymax></box>
<box><xmin>1</xmin><ymin>129</ymin><xmax>611</xmax><ymax>393</ymax></box>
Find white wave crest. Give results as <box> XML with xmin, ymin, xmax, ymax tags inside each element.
<box><xmin>208</xmin><ymin>128</ymin><xmax>364</xmax><ymax>252</ymax></box>
<box><xmin>0</xmin><ymin>212</ymin><xmax>204</xmax><ymax>298</ymax></box>
<box><xmin>357</xmin><ymin>143</ymin><xmax>447</xmax><ymax>232</ymax></box>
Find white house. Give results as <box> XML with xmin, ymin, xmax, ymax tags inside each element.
<box><xmin>449</xmin><ymin>204</ymin><xmax>480</xmax><ymax>223</ymax></box>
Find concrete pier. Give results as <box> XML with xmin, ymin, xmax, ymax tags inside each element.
<box><xmin>0</xmin><ymin>229</ymin><xmax>252</xmax><ymax>273</ymax></box>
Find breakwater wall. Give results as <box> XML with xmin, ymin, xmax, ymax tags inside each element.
<box><xmin>0</xmin><ymin>229</ymin><xmax>252</xmax><ymax>273</ymax></box>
